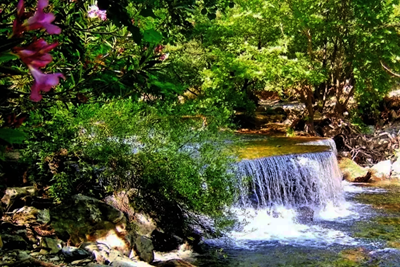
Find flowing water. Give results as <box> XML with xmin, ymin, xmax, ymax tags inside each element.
<box><xmin>194</xmin><ymin>137</ymin><xmax>400</xmax><ymax>266</ymax></box>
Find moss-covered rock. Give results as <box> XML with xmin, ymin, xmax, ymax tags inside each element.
<box><xmin>339</xmin><ymin>158</ymin><xmax>369</xmax><ymax>182</ymax></box>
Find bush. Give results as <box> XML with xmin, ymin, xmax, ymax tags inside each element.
<box><xmin>22</xmin><ymin>99</ymin><xmax>238</xmax><ymax>235</ymax></box>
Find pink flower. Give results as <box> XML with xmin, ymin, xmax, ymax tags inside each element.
<box><xmin>25</xmin><ymin>0</ymin><xmax>61</xmax><ymax>34</ymax></box>
<box><xmin>14</xmin><ymin>39</ymin><xmax>58</xmax><ymax>68</ymax></box>
<box><xmin>159</xmin><ymin>53</ymin><xmax>169</xmax><ymax>61</ymax></box>
<box><xmin>14</xmin><ymin>39</ymin><xmax>64</xmax><ymax>102</ymax></box>
<box><xmin>12</xmin><ymin>0</ymin><xmax>26</xmax><ymax>37</ymax></box>
<box><xmin>28</xmin><ymin>66</ymin><xmax>65</xmax><ymax>102</ymax></box>
<box><xmin>88</xmin><ymin>4</ymin><xmax>107</xmax><ymax>21</ymax></box>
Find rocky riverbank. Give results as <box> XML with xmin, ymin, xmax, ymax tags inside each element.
<box><xmin>0</xmin><ymin>189</ymin><xmax>196</xmax><ymax>267</ymax></box>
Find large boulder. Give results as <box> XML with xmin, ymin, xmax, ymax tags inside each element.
<box><xmin>134</xmin><ymin>235</ymin><xmax>154</xmax><ymax>263</ymax></box>
<box><xmin>338</xmin><ymin>158</ymin><xmax>370</xmax><ymax>182</ymax></box>
<box><xmin>50</xmin><ymin>195</ymin><xmax>133</xmax><ymax>255</ymax></box>
<box><xmin>368</xmin><ymin>160</ymin><xmax>392</xmax><ymax>182</ymax></box>
<box><xmin>104</xmin><ymin>191</ymin><xmax>156</xmax><ymax>237</ymax></box>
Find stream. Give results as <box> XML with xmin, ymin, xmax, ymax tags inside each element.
<box><xmin>192</xmin><ymin>137</ymin><xmax>400</xmax><ymax>267</ymax></box>
<box><xmin>194</xmin><ymin>182</ymin><xmax>400</xmax><ymax>266</ymax></box>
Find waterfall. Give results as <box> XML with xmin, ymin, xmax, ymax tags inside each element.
<box><xmin>205</xmin><ymin>139</ymin><xmax>357</xmax><ymax>248</ymax></box>
<box><xmin>236</xmin><ymin>150</ymin><xmax>343</xmax><ymax>209</ymax></box>
<box><xmin>300</xmin><ymin>138</ymin><xmax>338</xmax><ymax>155</ymax></box>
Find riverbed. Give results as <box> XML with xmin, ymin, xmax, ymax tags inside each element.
<box><xmin>194</xmin><ymin>181</ymin><xmax>400</xmax><ymax>267</ymax></box>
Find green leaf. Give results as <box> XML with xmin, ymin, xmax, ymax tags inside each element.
<box><xmin>0</xmin><ymin>53</ymin><xmax>18</xmax><ymax>64</ymax></box>
<box><xmin>143</xmin><ymin>29</ymin><xmax>163</xmax><ymax>44</ymax></box>
<box><xmin>0</xmin><ymin>128</ymin><xmax>27</xmax><ymax>144</ymax></box>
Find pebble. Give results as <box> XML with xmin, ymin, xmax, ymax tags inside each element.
<box><xmin>49</xmin><ymin>256</ymin><xmax>60</xmax><ymax>261</ymax></box>
<box><xmin>39</xmin><ymin>248</ymin><xmax>49</xmax><ymax>255</ymax></box>
<box><xmin>71</xmin><ymin>258</ymin><xmax>92</xmax><ymax>265</ymax></box>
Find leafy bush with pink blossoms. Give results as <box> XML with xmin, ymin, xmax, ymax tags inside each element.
<box><xmin>0</xmin><ymin>0</ymin><xmax>238</xmax><ymax>238</ymax></box>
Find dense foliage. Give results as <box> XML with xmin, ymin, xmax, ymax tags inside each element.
<box><xmin>22</xmin><ymin>100</ymin><xmax>237</xmax><ymax>234</ymax></box>
<box><xmin>0</xmin><ymin>0</ymin><xmax>400</xmax><ymax>236</ymax></box>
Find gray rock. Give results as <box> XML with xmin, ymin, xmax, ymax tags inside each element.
<box><xmin>295</xmin><ymin>206</ymin><xmax>314</xmax><ymax>224</ymax></box>
<box><xmin>111</xmin><ymin>258</ymin><xmax>139</xmax><ymax>267</ymax></box>
<box><xmin>71</xmin><ymin>258</ymin><xmax>92</xmax><ymax>265</ymax></box>
<box><xmin>16</xmin><ymin>251</ymin><xmax>30</xmax><ymax>261</ymax></box>
<box><xmin>61</xmin><ymin>246</ymin><xmax>92</xmax><ymax>261</ymax></box>
<box><xmin>37</xmin><ymin>209</ymin><xmax>51</xmax><ymax>224</ymax></box>
<box><xmin>50</xmin><ymin>194</ymin><xmax>129</xmax><ymax>251</ymax></box>
<box><xmin>368</xmin><ymin>248</ymin><xmax>400</xmax><ymax>267</ymax></box>
<box><xmin>104</xmin><ymin>191</ymin><xmax>156</xmax><ymax>237</ymax></box>
<box><xmin>49</xmin><ymin>256</ymin><xmax>60</xmax><ymax>261</ymax></box>
<box><xmin>40</xmin><ymin>237</ymin><xmax>62</xmax><ymax>254</ymax></box>
<box><xmin>134</xmin><ymin>236</ymin><xmax>154</xmax><ymax>263</ymax></box>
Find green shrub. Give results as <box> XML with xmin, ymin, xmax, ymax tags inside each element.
<box><xmin>22</xmin><ymin>99</ymin><xmax>238</xmax><ymax>235</ymax></box>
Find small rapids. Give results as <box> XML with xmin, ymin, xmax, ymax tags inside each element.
<box><xmin>204</xmin><ymin>139</ymin><xmax>381</xmax><ymax>250</ymax></box>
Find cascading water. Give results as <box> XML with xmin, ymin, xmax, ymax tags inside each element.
<box><xmin>206</xmin><ymin>139</ymin><xmax>360</xmax><ymax>249</ymax></box>
<box><xmin>236</xmin><ymin>150</ymin><xmax>343</xmax><ymax>209</ymax></box>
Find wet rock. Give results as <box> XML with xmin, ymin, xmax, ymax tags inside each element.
<box><xmin>153</xmin><ymin>259</ymin><xmax>196</xmax><ymax>267</ymax></box>
<box><xmin>135</xmin><ymin>235</ymin><xmax>154</xmax><ymax>263</ymax></box>
<box><xmin>61</xmin><ymin>246</ymin><xmax>92</xmax><ymax>261</ymax></box>
<box><xmin>2</xmin><ymin>234</ymin><xmax>28</xmax><ymax>250</ymax></box>
<box><xmin>40</xmin><ymin>237</ymin><xmax>62</xmax><ymax>254</ymax></box>
<box><xmin>339</xmin><ymin>158</ymin><xmax>370</xmax><ymax>182</ymax></box>
<box><xmin>368</xmin><ymin>248</ymin><xmax>400</xmax><ymax>267</ymax></box>
<box><xmin>369</xmin><ymin>160</ymin><xmax>392</xmax><ymax>182</ymax></box>
<box><xmin>50</xmin><ymin>194</ymin><xmax>131</xmax><ymax>253</ymax></box>
<box><xmin>295</xmin><ymin>206</ymin><xmax>314</xmax><ymax>224</ymax></box>
<box><xmin>1</xmin><ymin>186</ymin><xmax>36</xmax><ymax>209</ymax></box>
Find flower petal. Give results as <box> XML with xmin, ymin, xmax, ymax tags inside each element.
<box><xmin>29</xmin><ymin>66</ymin><xmax>65</xmax><ymax>102</ymax></box>
<box><xmin>17</xmin><ymin>0</ymin><xmax>24</xmax><ymax>17</ymax></box>
<box><xmin>24</xmin><ymin>0</ymin><xmax>61</xmax><ymax>34</ymax></box>
<box><xmin>30</xmin><ymin>82</ymin><xmax>43</xmax><ymax>102</ymax></box>
<box><xmin>37</xmin><ymin>0</ymin><xmax>49</xmax><ymax>11</ymax></box>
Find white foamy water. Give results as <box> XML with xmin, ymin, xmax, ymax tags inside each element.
<box><xmin>206</xmin><ymin>203</ymin><xmax>359</xmax><ymax>249</ymax></box>
<box><xmin>206</xmin><ymin>140</ymin><xmax>377</xmax><ymax>249</ymax></box>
